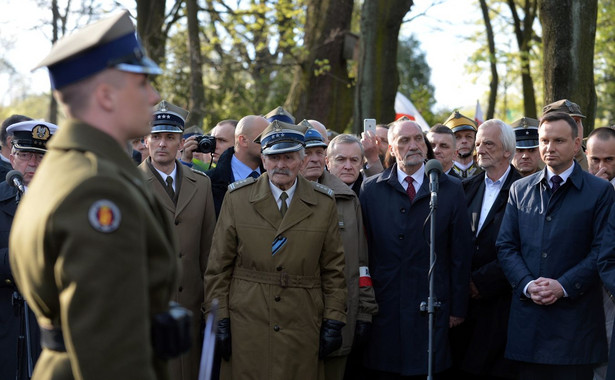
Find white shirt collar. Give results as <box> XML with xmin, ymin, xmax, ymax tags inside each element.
<box><xmin>485</xmin><ymin>165</ymin><xmax>511</xmax><ymax>186</ymax></box>
<box><xmin>546</xmin><ymin>161</ymin><xmax>575</xmax><ymax>185</ymax></box>
<box><xmin>397</xmin><ymin>163</ymin><xmax>425</xmax><ymax>191</ymax></box>
<box><xmin>154</xmin><ymin>163</ymin><xmax>177</xmax><ymax>190</ymax></box>
<box><xmin>269</xmin><ymin>178</ymin><xmax>298</xmax><ymax>206</ymax></box>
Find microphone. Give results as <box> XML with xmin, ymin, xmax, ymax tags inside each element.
<box><xmin>425</xmin><ymin>159</ymin><xmax>443</xmax><ymax>194</ymax></box>
<box><xmin>6</xmin><ymin>170</ymin><xmax>25</xmax><ymax>194</ymax></box>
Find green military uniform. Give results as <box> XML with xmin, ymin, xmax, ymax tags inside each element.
<box><xmin>10</xmin><ymin>121</ymin><xmax>179</xmax><ymax>380</ymax></box>
<box><xmin>205</xmin><ymin>173</ymin><xmax>347</xmax><ymax>380</ymax></box>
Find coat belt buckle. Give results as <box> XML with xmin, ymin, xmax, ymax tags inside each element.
<box><xmin>280</xmin><ymin>272</ymin><xmax>289</xmax><ymax>288</ymax></box>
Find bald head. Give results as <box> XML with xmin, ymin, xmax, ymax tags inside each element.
<box><xmin>308</xmin><ymin>120</ymin><xmax>329</xmax><ymax>145</ymax></box>
<box><xmin>235</xmin><ymin>115</ymin><xmax>269</xmax><ymax>168</ymax></box>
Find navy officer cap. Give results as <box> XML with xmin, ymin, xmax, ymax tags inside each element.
<box><xmin>511</xmin><ymin>117</ymin><xmax>539</xmax><ymax>149</ymax></box>
<box><xmin>152</xmin><ymin>100</ymin><xmax>189</xmax><ymax>133</ymax></box>
<box><xmin>7</xmin><ymin>120</ymin><xmax>59</xmax><ymax>153</ymax></box>
<box><xmin>33</xmin><ymin>10</ymin><xmax>162</xmax><ymax>89</ymax></box>
<box><xmin>255</xmin><ymin>120</ymin><xmax>307</xmax><ymax>155</ymax></box>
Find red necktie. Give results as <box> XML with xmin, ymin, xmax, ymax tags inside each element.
<box><xmin>405</xmin><ymin>176</ymin><xmax>415</xmax><ymax>202</ymax></box>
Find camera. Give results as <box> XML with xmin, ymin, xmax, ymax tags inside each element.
<box><xmin>194</xmin><ymin>135</ymin><xmax>216</xmax><ymax>154</ymax></box>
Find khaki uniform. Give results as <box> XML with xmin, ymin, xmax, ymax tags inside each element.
<box><xmin>319</xmin><ymin>171</ymin><xmax>377</xmax><ymax>354</ymax></box>
<box><xmin>205</xmin><ymin>173</ymin><xmax>347</xmax><ymax>380</ymax></box>
<box><xmin>319</xmin><ymin>171</ymin><xmax>378</xmax><ymax>380</ymax></box>
<box><xmin>10</xmin><ymin>120</ymin><xmax>178</xmax><ymax>380</ymax></box>
<box><xmin>139</xmin><ymin>159</ymin><xmax>216</xmax><ymax>380</ymax></box>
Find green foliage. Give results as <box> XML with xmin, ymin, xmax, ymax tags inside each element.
<box><xmin>594</xmin><ymin>0</ymin><xmax>615</xmax><ymax>127</ymax></box>
<box><xmin>397</xmin><ymin>35</ymin><xmax>437</xmax><ymax>125</ymax></box>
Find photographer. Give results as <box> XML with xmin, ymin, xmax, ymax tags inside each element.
<box><xmin>203</xmin><ymin>115</ymin><xmax>268</xmax><ymax>218</ymax></box>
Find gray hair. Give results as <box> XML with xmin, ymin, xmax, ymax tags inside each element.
<box><xmin>479</xmin><ymin>119</ymin><xmax>516</xmax><ymax>162</ymax></box>
<box><xmin>327</xmin><ymin>134</ymin><xmax>364</xmax><ymax>159</ymax></box>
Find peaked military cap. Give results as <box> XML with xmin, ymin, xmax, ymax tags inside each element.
<box><xmin>7</xmin><ymin>120</ymin><xmax>59</xmax><ymax>153</ymax></box>
<box><xmin>152</xmin><ymin>100</ymin><xmax>189</xmax><ymax>133</ymax></box>
<box><xmin>511</xmin><ymin>117</ymin><xmax>539</xmax><ymax>149</ymax></box>
<box><xmin>304</xmin><ymin>126</ymin><xmax>328</xmax><ymax>148</ymax></box>
<box><xmin>264</xmin><ymin>106</ymin><xmax>295</xmax><ymax>124</ymax></box>
<box><xmin>542</xmin><ymin>99</ymin><xmax>586</xmax><ymax>118</ymax></box>
<box><xmin>255</xmin><ymin>120</ymin><xmax>307</xmax><ymax>155</ymax></box>
<box><xmin>443</xmin><ymin>111</ymin><xmax>477</xmax><ymax>133</ymax></box>
<box><xmin>33</xmin><ymin>10</ymin><xmax>162</xmax><ymax>89</ymax></box>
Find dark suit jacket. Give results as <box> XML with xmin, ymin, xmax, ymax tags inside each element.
<box><xmin>447</xmin><ymin>165</ymin><xmax>521</xmax><ymax>377</ymax></box>
<box><xmin>0</xmin><ymin>159</ymin><xmax>11</xmax><ymax>183</ymax></box>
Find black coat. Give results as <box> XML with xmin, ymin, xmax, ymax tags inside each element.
<box><xmin>360</xmin><ymin>164</ymin><xmax>473</xmax><ymax>376</ymax></box>
<box><xmin>205</xmin><ymin>147</ymin><xmax>236</xmax><ymax>218</ymax></box>
<box><xmin>0</xmin><ymin>160</ymin><xmax>12</xmax><ymax>183</ymax></box>
<box><xmin>0</xmin><ymin>182</ymin><xmax>40</xmax><ymax>380</ymax></box>
<box><xmin>447</xmin><ymin>166</ymin><xmax>521</xmax><ymax>378</ymax></box>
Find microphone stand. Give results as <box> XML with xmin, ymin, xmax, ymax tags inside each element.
<box><xmin>420</xmin><ymin>166</ymin><xmax>441</xmax><ymax>380</ymax></box>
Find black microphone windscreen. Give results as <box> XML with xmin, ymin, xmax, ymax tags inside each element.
<box><xmin>6</xmin><ymin>170</ymin><xmax>23</xmax><ymax>185</ymax></box>
<box><xmin>425</xmin><ymin>159</ymin><xmax>443</xmax><ymax>176</ymax></box>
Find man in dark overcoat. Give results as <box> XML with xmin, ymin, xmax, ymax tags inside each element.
<box><xmin>360</xmin><ymin>119</ymin><xmax>473</xmax><ymax>378</ymax></box>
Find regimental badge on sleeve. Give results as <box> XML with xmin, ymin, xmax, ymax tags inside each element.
<box><xmin>88</xmin><ymin>200</ymin><xmax>121</xmax><ymax>233</ymax></box>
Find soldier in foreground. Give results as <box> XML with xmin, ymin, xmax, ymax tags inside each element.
<box><xmin>9</xmin><ymin>11</ymin><xmax>187</xmax><ymax>380</ymax></box>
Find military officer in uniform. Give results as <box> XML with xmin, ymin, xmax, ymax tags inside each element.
<box><xmin>300</xmin><ymin>127</ymin><xmax>378</xmax><ymax>380</ymax></box>
<box><xmin>139</xmin><ymin>100</ymin><xmax>216</xmax><ymax>380</ymax></box>
<box><xmin>0</xmin><ymin>120</ymin><xmax>58</xmax><ymax>380</ymax></box>
<box><xmin>444</xmin><ymin>111</ymin><xmax>482</xmax><ymax>178</ymax></box>
<box><xmin>511</xmin><ymin>117</ymin><xmax>543</xmax><ymax>177</ymax></box>
<box><xmin>205</xmin><ymin>120</ymin><xmax>347</xmax><ymax>380</ymax></box>
<box><xmin>9</xmin><ymin>11</ymin><xmax>186</xmax><ymax>380</ymax></box>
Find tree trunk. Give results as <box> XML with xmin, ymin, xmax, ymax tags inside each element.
<box><xmin>540</xmin><ymin>0</ymin><xmax>598</xmax><ymax>133</ymax></box>
<box><xmin>286</xmin><ymin>0</ymin><xmax>355</xmax><ymax>132</ymax></box>
<box><xmin>185</xmin><ymin>0</ymin><xmax>206</xmax><ymax>128</ymax></box>
<box><xmin>479</xmin><ymin>0</ymin><xmax>498</xmax><ymax>120</ymax></box>
<box><xmin>353</xmin><ymin>0</ymin><xmax>414</xmax><ymax>134</ymax></box>
<box><xmin>136</xmin><ymin>0</ymin><xmax>167</xmax><ymax>68</ymax></box>
<box><xmin>508</xmin><ymin>0</ymin><xmax>538</xmax><ymax>118</ymax></box>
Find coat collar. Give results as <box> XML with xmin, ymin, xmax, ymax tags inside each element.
<box><xmin>529</xmin><ymin>161</ymin><xmax>583</xmax><ymax>190</ymax></box>
<box><xmin>250</xmin><ymin>173</ymin><xmax>317</xmax><ymax>235</ymax></box>
<box><xmin>376</xmin><ymin>163</ymin><xmax>450</xmax><ymax>202</ymax></box>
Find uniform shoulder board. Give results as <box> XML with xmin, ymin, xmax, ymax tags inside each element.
<box><xmin>312</xmin><ymin>182</ymin><xmax>334</xmax><ymax>198</ymax></box>
<box><xmin>190</xmin><ymin>167</ymin><xmax>208</xmax><ymax>177</ymax></box>
<box><xmin>228</xmin><ymin>177</ymin><xmax>256</xmax><ymax>192</ymax></box>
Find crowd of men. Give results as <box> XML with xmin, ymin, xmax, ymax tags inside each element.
<box><xmin>4</xmin><ymin>9</ymin><xmax>615</xmax><ymax>380</ymax></box>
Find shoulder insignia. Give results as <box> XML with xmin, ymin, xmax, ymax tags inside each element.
<box><xmin>190</xmin><ymin>167</ymin><xmax>208</xmax><ymax>177</ymax></box>
<box><xmin>228</xmin><ymin>177</ymin><xmax>256</xmax><ymax>192</ymax></box>
<box><xmin>88</xmin><ymin>200</ymin><xmax>121</xmax><ymax>233</ymax></box>
<box><xmin>312</xmin><ymin>182</ymin><xmax>334</xmax><ymax>198</ymax></box>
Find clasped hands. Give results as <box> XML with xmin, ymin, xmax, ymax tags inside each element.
<box><xmin>527</xmin><ymin>277</ymin><xmax>564</xmax><ymax>305</ymax></box>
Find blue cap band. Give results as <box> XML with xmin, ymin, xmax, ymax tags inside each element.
<box><xmin>267</xmin><ymin>114</ymin><xmax>295</xmax><ymax>124</ymax></box>
<box><xmin>48</xmin><ymin>33</ymin><xmax>146</xmax><ymax>89</ymax></box>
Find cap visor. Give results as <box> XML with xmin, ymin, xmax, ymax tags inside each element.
<box><xmin>115</xmin><ymin>56</ymin><xmax>162</xmax><ymax>75</ymax></box>
<box><xmin>262</xmin><ymin>142</ymin><xmax>303</xmax><ymax>155</ymax></box>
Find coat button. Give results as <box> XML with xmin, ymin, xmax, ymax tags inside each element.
<box><xmin>178</xmin><ymin>286</ymin><xmax>183</xmax><ymax>292</ymax></box>
<box><xmin>175</xmin><ymin>219</ymin><xmax>180</xmax><ymax>225</ymax></box>
<box><xmin>4</xmin><ymin>278</ymin><xmax>12</xmax><ymax>285</ymax></box>
<box><xmin>546</xmin><ymin>216</ymin><xmax>552</xmax><ymax>222</ymax></box>
<box><xmin>274</xmin><ymin>296</ymin><xmax>281</xmax><ymax>302</ymax></box>
<box><xmin>400</xmin><ymin>208</ymin><xmax>406</xmax><ymax>214</ymax></box>
<box><xmin>273</xmin><ymin>325</ymin><xmax>280</xmax><ymax>332</ymax></box>
<box><xmin>542</xmin><ymin>252</ymin><xmax>548</xmax><ymax>258</ymax></box>
<box><xmin>398</xmin><ymin>234</ymin><xmax>404</xmax><ymax>240</ymax></box>
<box><xmin>178</xmin><ymin>252</ymin><xmax>183</xmax><ymax>258</ymax></box>
<box><xmin>276</xmin><ymin>266</ymin><xmax>283</xmax><ymax>271</ymax></box>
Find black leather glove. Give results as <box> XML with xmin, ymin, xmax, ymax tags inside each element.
<box><xmin>318</xmin><ymin>319</ymin><xmax>345</xmax><ymax>359</ymax></box>
<box><xmin>216</xmin><ymin>318</ymin><xmax>232</xmax><ymax>361</ymax></box>
<box><xmin>353</xmin><ymin>320</ymin><xmax>371</xmax><ymax>349</ymax></box>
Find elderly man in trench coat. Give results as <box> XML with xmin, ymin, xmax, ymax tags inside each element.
<box><xmin>205</xmin><ymin>120</ymin><xmax>347</xmax><ymax>380</ymax></box>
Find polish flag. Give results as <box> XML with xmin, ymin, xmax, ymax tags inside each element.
<box><xmin>394</xmin><ymin>92</ymin><xmax>430</xmax><ymax>132</ymax></box>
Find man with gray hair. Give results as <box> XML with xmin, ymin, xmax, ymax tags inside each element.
<box><xmin>326</xmin><ymin>134</ymin><xmax>366</xmax><ymax>196</ymax></box>
<box><xmin>205</xmin><ymin>120</ymin><xmax>347</xmax><ymax>379</ymax></box>
<box><xmin>446</xmin><ymin>119</ymin><xmax>521</xmax><ymax>379</ymax></box>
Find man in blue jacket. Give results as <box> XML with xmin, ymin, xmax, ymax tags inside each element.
<box><xmin>497</xmin><ymin>112</ymin><xmax>614</xmax><ymax>380</ymax></box>
<box><xmin>360</xmin><ymin>119</ymin><xmax>473</xmax><ymax>378</ymax></box>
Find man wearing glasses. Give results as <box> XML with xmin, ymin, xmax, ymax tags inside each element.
<box><xmin>0</xmin><ymin>119</ymin><xmax>57</xmax><ymax>380</ymax></box>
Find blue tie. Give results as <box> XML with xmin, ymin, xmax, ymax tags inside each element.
<box><xmin>248</xmin><ymin>171</ymin><xmax>260</xmax><ymax>179</ymax></box>
<box><xmin>551</xmin><ymin>175</ymin><xmax>563</xmax><ymax>192</ymax></box>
